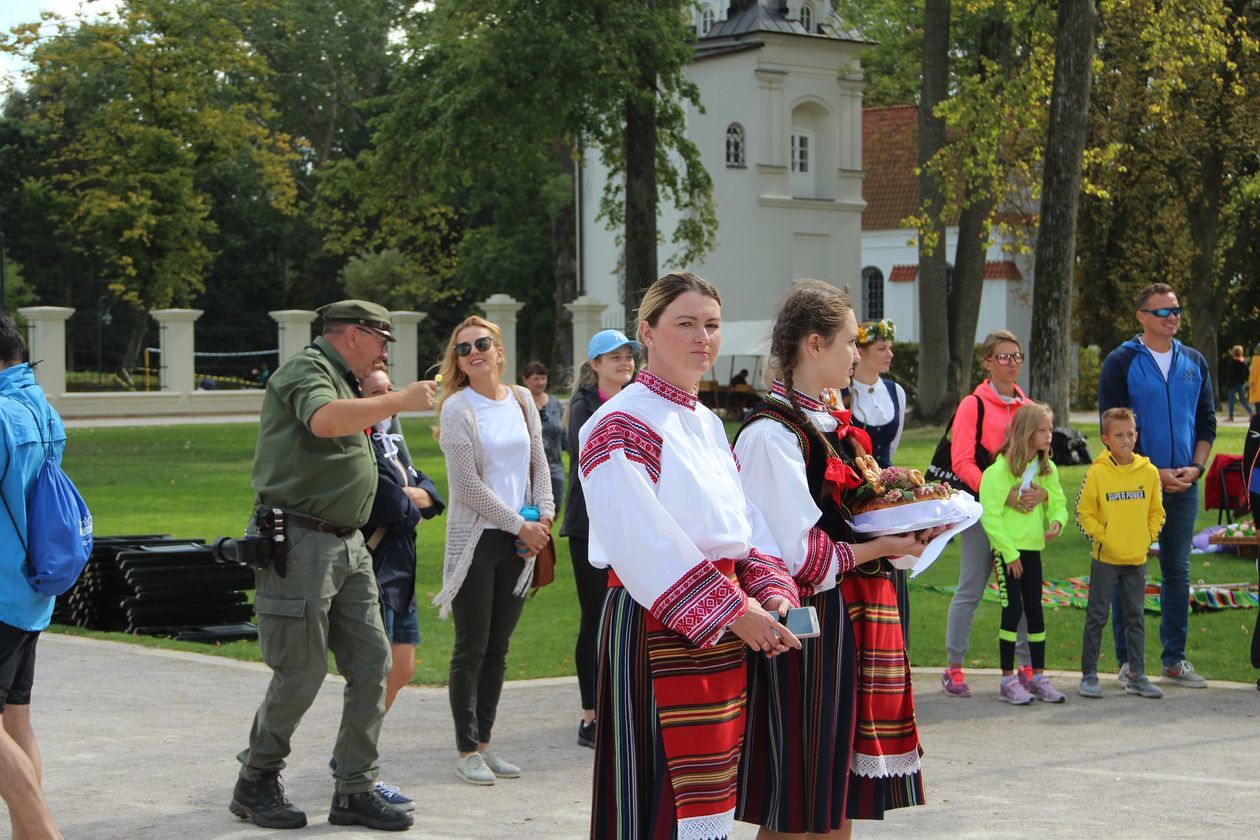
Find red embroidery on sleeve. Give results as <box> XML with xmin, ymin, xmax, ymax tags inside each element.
<box><xmin>580</xmin><ymin>411</ymin><xmax>663</xmax><ymax>484</ymax></box>
<box><xmin>652</xmin><ymin>562</ymin><xmax>748</xmax><ymax>647</ymax></box>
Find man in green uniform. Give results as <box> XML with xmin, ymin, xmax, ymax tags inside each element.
<box><xmin>230</xmin><ymin>301</ymin><xmax>435</xmax><ymax>831</ymax></box>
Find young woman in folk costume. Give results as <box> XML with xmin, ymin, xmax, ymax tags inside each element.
<box><xmin>579</xmin><ymin>272</ymin><xmax>803</xmax><ymax>840</ymax></box>
<box><xmin>734</xmin><ymin>281</ymin><xmax>935</xmax><ymax>838</ymax></box>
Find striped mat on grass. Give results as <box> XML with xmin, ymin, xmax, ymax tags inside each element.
<box><xmin>913</xmin><ymin>578</ymin><xmax>1259</xmax><ymax>613</ymax></box>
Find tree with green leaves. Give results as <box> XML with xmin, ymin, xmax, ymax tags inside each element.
<box><xmin>841</xmin><ymin>0</ymin><xmax>1055</xmax><ymax>419</ymax></box>
<box><xmin>1075</xmin><ymin>0</ymin><xmax>1260</xmax><ymax>390</ymax></box>
<box><xmin>377</xmin><ymin>0</ymin><xmax>715</xmax><ymax>370</ymax></box>
<box><xmin>6</xmin><ymin>0</ymin><xmax>297</xmax><ymax>366</ymax></box>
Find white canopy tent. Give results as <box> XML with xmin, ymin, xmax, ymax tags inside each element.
<box><xmin>708</xmin><ymin>319</ymin><xmax>773</xmax><ymax>387</ymax></box>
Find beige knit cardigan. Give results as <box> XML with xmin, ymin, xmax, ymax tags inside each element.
<box><xmin>433</xmin><ymin>385</ymin><xmax>556</xmax><ymax>617</ymax></box>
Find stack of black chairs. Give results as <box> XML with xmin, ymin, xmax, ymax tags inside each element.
<box><xmin>54</xmin><ymin>536</ymin><xmax>258</xmax><ymax>643</ymax></box>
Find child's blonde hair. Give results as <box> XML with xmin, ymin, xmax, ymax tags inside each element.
<box><xmin>998</xmin><ymin>402</ymin><xmax>1054</xmax><ymax>478</ymax></box>
<box><xmin>1100</xmin><ymin>406</ymin><xmax>1136</xmax><ymax>437</ymax></box>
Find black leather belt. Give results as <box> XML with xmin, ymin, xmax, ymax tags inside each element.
<box><xmin>286</xmin><ymin>512</ymin><xmax>356</xmax><ymax>538</ymax></box>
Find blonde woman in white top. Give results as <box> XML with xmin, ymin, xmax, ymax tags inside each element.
<box><xmin>432</xmin><ymin>316</ymin><xmax>554</xmax><ymax>786</ymax></box>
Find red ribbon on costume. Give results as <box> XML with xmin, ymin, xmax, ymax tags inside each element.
<box><xmin>830</xmin><ymin>409</ymin><xmax>873</xmax><ymax>455</ymax></box>
<box><xmin>824</xmin><ymin>456</ymin><xmax>864</xmax><ymax>506</ymax></box>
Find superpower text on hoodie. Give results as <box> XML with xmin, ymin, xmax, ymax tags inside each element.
<box><xmin>1075</xmin><ymin>450</ymin><xmax>1165</xmax><ymax>566</ymax></box>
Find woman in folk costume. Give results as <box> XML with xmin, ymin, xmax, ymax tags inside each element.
<box><xmin>846</xmin><ymin>318</ymin><xmax>913</xmax><ymax>648</ymax></box>
<box><xmin>579</xmin><ymin>272</ymin><xmax>803</xmax><ymax>840</ymax></box>
<box><xmin>734</xmin><ymin>281</ymin><xmax>932</xmax><ymax>838</ymax></box>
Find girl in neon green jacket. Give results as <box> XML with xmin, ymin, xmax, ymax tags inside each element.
<box><xmin>978</xmin><ymin>402</ymin><xmax>1069</xmax><ymax>704</ymax></box>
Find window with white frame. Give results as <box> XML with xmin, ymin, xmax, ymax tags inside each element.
<box><xmin>790</xmin><ymin>132</ymin><xmax>810</xmax><ymax>174</ymax></box>
<box><xmin>800</xmin><ymin>2</ymin><xmax>814</xmax><ymax>34</ymax></box>
<box><xmin>790</xmin><ymin>130</ymin><xmax>814</xmax><ymax>196</ymax></box>
<box><xmin>725</xmin><ymin>123</ymin><xmax>745</xmax><ymax>167</ymax></box>
<box><xmin>700</xmin><ymin>5</ymin><xmax>715</xmax><ymax>36</ymax></box>
<box><xmin>862</xmin><ymin>266</ymin><xmax>885</xmax><ymax>321</ymax></box>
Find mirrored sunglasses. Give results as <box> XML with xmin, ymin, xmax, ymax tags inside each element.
<box><xmin>454</xmin><ymin>336</ymin><xmax>495</xmax><ymax>357</ymax></box>
<box><xmin>1139</xmin><ymin>306</ymin><xmax>1181</xmax><ymax>318</ymax></box>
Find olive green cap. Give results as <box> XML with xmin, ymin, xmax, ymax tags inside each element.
<box><xmin>317</xmin><ymin>300</ymin><xmax>395</xmax><ymax>341</ymax></box>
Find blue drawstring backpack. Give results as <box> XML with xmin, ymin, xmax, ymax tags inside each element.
<box><xmin>1</xmin><ymin>402</ymin><xmax>93</xmax><ymax>596</ymax></box>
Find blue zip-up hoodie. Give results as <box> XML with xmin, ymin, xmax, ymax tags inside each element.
<box><xmin>1097</xmin><ymin>336</ymin><xmax>1216</xmax><ymax>470</ymax></box>
<box><xmin>1</xmin><ymin>363</ymin><xmax>65</xmax><ymax>631</ymax></box>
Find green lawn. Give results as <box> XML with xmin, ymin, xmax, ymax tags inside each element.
<box><xmin>61</xmin><ymin>418</ymin><xmax>1258</xmax><ymax>684</ymax></box>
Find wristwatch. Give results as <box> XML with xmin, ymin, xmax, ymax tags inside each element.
<box><xmin>1191</xmin><ymin>462</ymin><xmax>1206</xmax><ymax>480</ymax></box>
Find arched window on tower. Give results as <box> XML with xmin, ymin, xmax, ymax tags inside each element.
<box><xmin>862</xmin><ymin>266</ymin><xmax>885</xmax><ymax>321</ymax></box>
<box><xmin>725</xmin><ymin>123</ymin><xmax>745</xmax><ymax>167</ymax></box>
<box><xmin>800</xmin><ymin>2</ymin><xmax>815</xmax><ymax>34</ymax></box>
<box><xmin>700</xmin><ymin>5</ymin><xmax>715</xmax><ymax>36</ymax></box>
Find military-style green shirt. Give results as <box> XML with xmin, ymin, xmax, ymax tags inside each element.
<box><xmin>251</xmin><ymin>336</ymin><xmax>377</xmax><ymax>527</ymax></box>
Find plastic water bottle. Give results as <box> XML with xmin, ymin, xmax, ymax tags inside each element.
<box><xmin>516</xmin><ymin>505</ymin><xmax>540</xmax><ymax>556</ymax></box>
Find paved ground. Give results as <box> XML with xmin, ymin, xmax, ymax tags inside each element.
<box><xmin>10</xmin><ymin>634</ymin><xmax>1258</xmax><ymax>839</ymax></box>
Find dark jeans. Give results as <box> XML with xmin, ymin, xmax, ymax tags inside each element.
<box><xmin>1226</xmin><ymin>384</ymin><xmax>1253</xmax><ymax>419</ymax></box>
<box><xmin>995</xmin><ymin>550</ymin><xmax>1046</xmax><ymax>671</ymax></box>
<box><xmin>569</xmin><ymin>536</ymin><xmax>609</xmax><ymax>711</ymax></box>
<box><xmin>448</xmin><ymin>530</ymin><xmax>527</xmax><ymax>752</ymax></box>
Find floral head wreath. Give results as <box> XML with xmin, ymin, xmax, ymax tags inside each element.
<box><xmin>856</xmin><ymin>318</ymin><xmax>895</xmax><ymax>346</ymax></box>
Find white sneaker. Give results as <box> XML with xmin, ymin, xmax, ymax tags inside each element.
<box><xmin>455</xmin><ymin>753</ymin><xmax>496</xmax><ymax>786</ymax></box>
<box><xmin>478</xmin><ymin>747</ymin><xmax>521</xmax><ymax>778</ymax></box>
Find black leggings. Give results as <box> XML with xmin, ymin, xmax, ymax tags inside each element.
<box><xmin>569</xmin><ymin>536</ymin><xmax>609</xmax><ymax>711</ymax></box>
<box><xmin>995</xmin><ymin>550</ymin><xmax>1046</xmax><ymax>671</ymax></box>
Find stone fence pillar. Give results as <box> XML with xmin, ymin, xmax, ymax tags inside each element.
<box><xmin>17</xmin><ymin>306</ymin><xmax>74</xmax><ymax>401</ymax></box>
<box><xmin>269</xmin><ymin>309</ymin><xmax>317</xmax><ymax>365</ymax></box>
<box><xmin>481</xmin><ymin>294</ymin><xmax>524</xmax><ymax>382</ymax></box>
<box><xmin>389</xmin><ymin>310</ymin><xmax>427</xmax><ymax>385</ymax></box>
<box><xmin>150</xmin><ymin>309</ymin><xmax>202</xmax><ymax>393</ymax></box>
<box><xmin>564</xmin><ymin>295</ymin><xmax>609</xmax><ymax>374</ymax></box>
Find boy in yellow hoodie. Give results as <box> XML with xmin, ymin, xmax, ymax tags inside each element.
<box><xmin>1075</xmin><ymin>407</ymin><xmax>1166</xmax><ymax>699</ymax></box>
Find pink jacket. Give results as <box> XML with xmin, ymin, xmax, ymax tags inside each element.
<box><xmin>949</xmin><ymin>379</ymin><xmax>1028</xmax><ymax>493</ymax></box>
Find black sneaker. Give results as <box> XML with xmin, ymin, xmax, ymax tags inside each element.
<box><xmin>229</xmin><ymin>772</ymin><xmax>307</xmax><ymax>829</ymax></box>
<box><xmin>577</xmin><ymin>719</ymin><xmax>596</xmax><ymax>749</ymax></box>
<box><xmin>328</xmin><ymin>787</ymin><xmax>414</xmax><ymax>831</ymax></box>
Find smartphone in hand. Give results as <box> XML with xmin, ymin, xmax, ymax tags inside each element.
<box><xmin>774</xmin><ymin>606</ymin><xmax>820</xmax><ymax>639</ymax></box>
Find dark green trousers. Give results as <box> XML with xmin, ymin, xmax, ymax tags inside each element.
<box><xmin>237</xmin><ymin>527</ymin><xmax>390</xmax><ymax>794</ymax></box>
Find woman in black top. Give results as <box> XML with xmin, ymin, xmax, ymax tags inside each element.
<box><xmin>1225</xmin><ymin>345</ymin><xmax>1254</xmax><ymax>422</ymax></box>
<box><xmin>560</xmin><ymin>329</ymin><xmax>638</xmax><ymax>747</ymax></box>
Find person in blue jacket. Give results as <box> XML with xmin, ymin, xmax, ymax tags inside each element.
<box><xmin>357</xmin><ymin>363</ymin><xmax>445</xmax><ymax>810</ymax></box>
<box><xmin>0</xmin><ymin>311</ymin><xmax>63</xmax><ymax>838</ymax></box>
<box><xmin>1097</xmin><ymin>283</ymin><xmax>1216</xmax><ymax>689</ymax></box>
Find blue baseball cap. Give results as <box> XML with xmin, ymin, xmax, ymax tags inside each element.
<box><xmin>587</xmin><ymin>329</ymin><xmax>641</xmax><ymax>361</ymax></box>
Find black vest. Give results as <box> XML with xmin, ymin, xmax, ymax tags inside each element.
<box><xmin>735</xmin><ymin>400</ymin><xmax>856</xmax><ymax>545</ymax></box>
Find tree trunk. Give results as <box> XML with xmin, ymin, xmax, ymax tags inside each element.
<box><xmin>949</xmin><ymin>193</ymin><xmax>995</xmax><ymax>404</ymax></box>
<box><xmin>1030</xmin><ymin>0</ymin><xmax>1098</xmax><ymax>423</ymax></box>
<box><xmin>623</xmin><ymin>80</ymin><xmax>658</xmax><ymax>316</ymax></box>
<box><xmin>916</xmin><ymin>0</ymin><xmax>951</xmax><ymax>423</ymax></box>
<box><xmin>947</xmin><ymin>18</ymin><xmax>1009</xmax><ymax>405</ymax></box>
<box><xmin>552</xmin><ymin>144</ymin><xmax>578</xmax><ymax>377</ymax></box>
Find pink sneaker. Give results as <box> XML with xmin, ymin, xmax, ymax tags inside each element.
<box><xmin>999</xmin><ymin>674</ymin><xmax>1034</xmax><ymax>705</ymax></box>
<box><xmin>1028</xmin><ymin>674</ymin><xmax>1066</xmax><ymax>703</ymax></box>
<box><xmin>941</xmin><ymin>666</ymin><xmax>971</xmax><ymax>697</ymax></box>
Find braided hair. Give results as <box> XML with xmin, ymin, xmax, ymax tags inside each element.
<box><xmin>768</xmin><ymin>280</ymin><xmax>860</xmax><ymax>458</ymax></box>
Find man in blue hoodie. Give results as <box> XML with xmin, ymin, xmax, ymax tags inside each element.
<box><xmin>0</xmin><ymin>311</ymin><xmax>63</xmax><ymax>839</ymax></box>
<box><xmin>1098</xmin><ymin>283</ymin><xmax>1216</xmax><ymax>688</ymax></box>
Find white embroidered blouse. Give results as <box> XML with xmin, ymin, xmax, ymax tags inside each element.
<box><xmin>849</xmin><ymin>375</ymin><xmax>907</xmax><ymax>459</ymax></box>
<box><xmin>578</xmin><ymin>370</ymin><xmax>795</xmax><ymax>648</ymax></box>
<box><xmin>733</xmin><ymin>382</ymin><xmax>858</xmax><ymax>598</ymax></box>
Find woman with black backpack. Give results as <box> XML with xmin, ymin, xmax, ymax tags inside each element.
<box><xmin>940</xmin><ymin>330</ymin><xmax>1047</xmax><ymax>699</ymax></box>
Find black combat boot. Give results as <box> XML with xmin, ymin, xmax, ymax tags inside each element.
<box><xmin>229</xmin><ymin>771</ymin><xmax>307</xmax><ymax>829</ymax></box>
<box><xmin>328</xmin><ymin>786</ymin><xmax>414</xmax><ymax>831</ymax></box>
